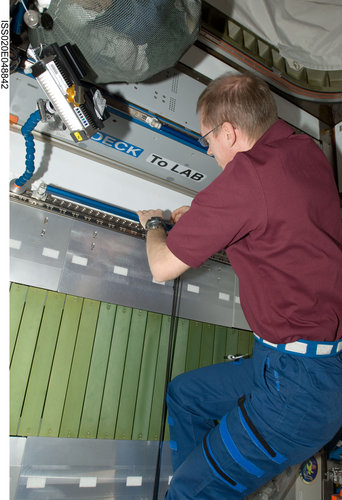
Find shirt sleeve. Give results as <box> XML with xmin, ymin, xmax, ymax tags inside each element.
<box><xmin>166</xmin><ymin>153</ymin><xmax>266</xmax><ymax>268</ymax></box>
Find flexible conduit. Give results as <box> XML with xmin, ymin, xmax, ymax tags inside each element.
<box><xmin>15</xmin><ymin>110</ymin><xmax>41</xmax><ymax>187</ymax></box>
<box><xmin>46</xmin><ymin>185</ymin><xmax>140</xmax><ymax>222</ymax></box>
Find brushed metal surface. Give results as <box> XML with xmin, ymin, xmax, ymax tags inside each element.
<box><xmin>10</xmin><ymin>199</ymin><xmax>249</xmax><ymax>328</ymax></box>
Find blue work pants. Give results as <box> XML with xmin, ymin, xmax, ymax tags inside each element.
<box><xmin>166</xmin><ymin>341</ymin><xmax>342</xmax><ymax>499</ymax></box>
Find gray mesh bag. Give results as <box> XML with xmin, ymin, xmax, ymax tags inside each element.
<box><xmin>29</xmin><ymin>0</ymin><xmax>201</xmax><ymax>83</ymax></box>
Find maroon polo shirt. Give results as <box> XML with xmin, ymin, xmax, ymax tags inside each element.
<box><xmin>166</xmin><ymin>120</ymin><xmax>342</xmax><ymax>344</ymax></box>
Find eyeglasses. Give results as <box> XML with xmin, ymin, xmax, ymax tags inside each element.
<box><xmin>198</xmin><ymin>123</ymin><xmax>223</xmax><ymax>148</ymax></box>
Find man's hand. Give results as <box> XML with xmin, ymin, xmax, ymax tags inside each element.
<box><xmin>137</xmin><ymin>209</ymin><xmax>164</xmax><ymax>229</ymax></box>
<box><xmin>171</xmin><ymin>205</ymin><xmax>190</xmax><ymax>224</ymax></box>
<box><xmin>136</xmin><ymin>207</ymin><xmax>190</xmax><ymax>282</ymax></box>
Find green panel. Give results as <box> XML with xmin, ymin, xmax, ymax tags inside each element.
<box><xmin>237</xmin><ymin>329</ymin><xmax>251</xmax><ymax>357</ymax></box>
<box><xmin>248</xmin><ymin>333</ymin><xmax>255</xmax><ymax>355</ymax></box>
<box><xmin>132</xmin><ymin>312</ymin><xmax>162</xmax><ymax>440</ymax></box>
<box><xmin>10</xmin><ymin>287</ymin><xmax>47</xmax><ymax>435</ymax></box>
<box><xmin>225</xmin><ymin>327</ymin><xmax>239</xmax><ymax>356</ymax></box>
<box><xmin>97</xmin><ymin>306</ymin><xmax>132</xmax><ymax>439</ymax></box>
<box><xmin>39</xmin><ymin>295</ymin><xmax>83</xmax><ymax>437</ymax></box>
<box><xmin>18</xmin><ymin>291</ymin><xmax>65</xmax><ymax>436</ymax></box>
<box><xmin>9</xmin><ymin>283</ymin><xmax>28</xmax><ymax>365</ymax></box>
<box><xmin>165</xmin><ymin>317</ymin><xmax>190</xmax><ymax>441</ymax></box>
<box><xmin>185</xmin><ymin>321</ymin><xmax>202</xmax><ymax>372</ymax></box>
<box><xmin>199</xmin><ymin>323</ymin><xmax>215</xmax><ymax>368</ymax></box>
<box><xmin>115</xmin><ymin>309</ymin><xmax>147</xmax><ymax>440</ymax></box>
<box><xmin>213</xmin><ymin>325</ymin><xmax>228</xmax><ymax>365</ymax></box>
<box><xmin>171</xmin><ymin>318</ymin><xmax>190</xmax><ymax>380</ymax></box>
<box><xmin>78</xmin><ymin>303</ymin><xmax>117</xmax><ymax>439</ymax></box>
<box><xmin>59</xmin><ymin>299</ymin><xmax>100</xmax><ymax>438</ymax></box>
<box><xmin>148</xmin><ymin>315</ymin><xmax>171</xmax><ymax>441</ymax></box>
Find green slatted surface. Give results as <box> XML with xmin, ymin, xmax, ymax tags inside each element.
<box><xmin>78</xmin><ymin>303</ymin><xmax>117</xmax><ymax>439</ymax></box>
<box><xmin>10</xmin><ymin>283</ymin><xmax>254</xmax><ymax>440</ymax></box>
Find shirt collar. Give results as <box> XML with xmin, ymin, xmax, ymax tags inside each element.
<box><xmin>255</xmin><ymin>119</ymin><xmax>295</xmax><ymax>146</ymax></box>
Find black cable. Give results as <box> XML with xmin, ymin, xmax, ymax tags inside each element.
<box><xmin>152</xmin><ymin>276</ymin><xmax>181</xmax><ymax>500</ymax></box>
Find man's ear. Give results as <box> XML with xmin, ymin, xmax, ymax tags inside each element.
<box><xmin>222</xmin><ymin>122</ymin><xmax>236</xmax><ymax>145</ymax></box>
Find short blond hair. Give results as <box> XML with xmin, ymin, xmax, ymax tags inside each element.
<box><xmin>197</xmin><ymin>73</ymin><xmax>278</xmax><ymax>141</ymax></box>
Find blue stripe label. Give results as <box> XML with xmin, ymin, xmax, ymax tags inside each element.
<box><xmin>91</xmin><ymin>132</ymin><xmax>143</xmax><ymax>157</ymax></box>
<box><xmin>219</xmin><ymin>418</ymin><xmax>264</xmax><ymax>477</ymax></box>
<box><xmin>202</xmin><ymin>433</ymin><xmax>246</xmax><ymax>493</ymax></box>
<box><xmin>169</xmin><ymin>440</ymin><xmax>178</xmax><ymax>451</ymax></box>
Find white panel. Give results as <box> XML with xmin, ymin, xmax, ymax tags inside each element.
<box><xmin>42</xmin><ymin>247</ymin><xmax>60</xmax><ymax>259</ymax></box>
<box><xmin>71</xmin><ymin>255</ymin><xmax>88</xmax><ymax>266</ymax></box>
<box><xmin>126</xmin><ymin>476</ymin><xmax>143</xmax><ymax>487</ymax></box>
<box><xmin>79</xmin><ymin>477</ymin><xmax>97</xmax><ymax>488</ymax></box>
<box><xmin>219</xmin><ymin>292</ymin><xmax>230</xmax><ymax>302</ymax></box>
<box><xmin>113</xmin><ymin>265</ymin><xmax>128</xmax><ymax>276</ymax></box>
<box><xmin>9</xmin><ymin>130</ymin><xmax>193</xmax><ymax>213</ymax></box>
<box><xmin>10</xmin><ymin>239</ymin><xmax>22</xmax><ymax>250</ymax></box>
<box><xmin>26</xmin><ymin>477</ymin><xmax>46</xmax><ymax>488</ymax></box>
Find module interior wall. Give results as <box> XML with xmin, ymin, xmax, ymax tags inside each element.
<box><xmin>10</xmin><ymin>200</ymin><xmax>251</xmax><ymax>329</ymax></box>
<box><xmin>10</xmin><ymin>283</ymin><xmax>254</xmax><ymax>441</ymax></box>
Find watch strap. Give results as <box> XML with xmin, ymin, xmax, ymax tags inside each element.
<box><xmin>145</xmin><ymin>216</ymin><xmax>167</xmax><ymax>231</ymax></box>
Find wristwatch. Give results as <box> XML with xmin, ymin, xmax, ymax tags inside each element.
<box><xmin>145</xmin><ymin>216</ymin><xmax>167</xmax><ymax>232</ymax></box>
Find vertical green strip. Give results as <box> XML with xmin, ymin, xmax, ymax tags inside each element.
<box><xmin>10</xmin><ymin>287</ymin><xmax>46</xmax><ymax>435</ymax></box>
<box><xmin>9</xmin><ymin>283</ymin><xmax>28</xmax><ymax>365</ymax></box>
<box><xmin>199</xmin><ymin>323</ymin><xmax>215</xmax><ymax>368</ymax></box>
<box><xmin>185</xmin><ymin>321</ymin><xmax>202</xmax><ymax>372</ymax></box>
<box><xmin>237</xmin><ymin>329</ymin><xmax>251</xmax><ymax>357</ymax></box>
<box><xmin>78</xmin><ymin>303</ymin><xmax>117</xmax><ymax>439</ymax></box>
<box><xmin>39</xmin><ymin>295</ymin><xmax>83</xmax><ymax>437</ymax></box>
<box><xmin>18</xmin><ymin>291</ymin><xmax>65</xmax><ymax>436</ymax></box>
<box><xmin>148</xmin><ymin>315</ymin><xmax>171</xmax><ymax>441</ymax></box>
<box><xmin>115</xmin><ymin>309</ymin><xmax>147</xmax><ymax>440</ymax></box>
<box><xmin>248</xmin><ymin>332</ymin><xmax>255</xmax><ymax>355</ymax></box>
<box><xmin>213</xmin><ymin>325</ymin><xmax>228</xmax><ymax>364</ymax></box>
<box><xmin>165</xmin><ymin>318</ymin><xmax>190</xmax><ymax>441</ymax></box>
<box><xmin>132</xmin><ymin>312</ymin><xmax>162</xmax><ymax>440</ymax></box>
<box><xmin>226</xmin><ymin>327</ymin><xmax>239</xmax><ymax>357</ymax></box>
<box><xmin>97</xmin><ymin>306</ymin><xmax>132</xmax><ymax>439</ymax></box>
<box><xmin>59</xmin><ymin>298</ymin><xmax>100</xmax><ymax>438</ymax></box>
<box><xmin>171</xmin><ymin>318</ymin><xmax>189</xmax><ymax>380</ymax></box>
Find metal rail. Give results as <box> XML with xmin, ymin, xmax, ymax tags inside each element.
<box><xmin>9</xmin><ymin>190</ymin><xmax>230</xmax><ymax>265</ymax></box>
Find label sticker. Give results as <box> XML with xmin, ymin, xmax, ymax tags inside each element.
<box><xmin>91</xmin><ymin>131</ymin><xmax>143</xmax><ymax>157</ymax></box>
<box><xmin>300</xmin><ymin>456</ymin><xmax>318</xmax><ymax>484</ymax></box>
<box><xmin>146</xmin><ymin>153</ymin><xmax>206</xmax><ymax>182</ymax></box>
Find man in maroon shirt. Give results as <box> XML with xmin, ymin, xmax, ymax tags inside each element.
<box><xmin>138</xmin><ymin>74</ymin><xmax>342</xmax><ymax>499</ymax></box>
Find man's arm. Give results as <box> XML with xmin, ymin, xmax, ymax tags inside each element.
<box><xmin>137</xmin><ymin>209</ymin><xmax>190</xmax><ymax>282</ymax></box>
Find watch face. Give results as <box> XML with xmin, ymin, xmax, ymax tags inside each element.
<box><xmin>146</xmin><ymin>217</ymin><xmax>164</xmax><ymax>230</ymax></box>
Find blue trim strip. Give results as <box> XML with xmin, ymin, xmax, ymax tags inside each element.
<box><xmin>238</xmin><ymin>408</ymin><xmax>286</xmax><ymax>464</ymax></box>
<box><xmin>169</xmin><ymin>440</ymin><xmax>178</xmax><ymax>451</ymax></box>
<box><xmin>219</xmin><ymin>419</ymin><xmax>264</xmax><ymax>477</ymax></box>
<box><xmin>46</xmin><ymin>185</ymin><xmax>140</xmax><ymax>222</ymax></box>
<box><xmin>202</xmin><ymin>432</ymin><xmax>246</xmax><ymax>493</ymax></box>
<box><xmin>107</xmin><ymin>106</ymin><xmax>208</xmax><ymax>154</ymax></box>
